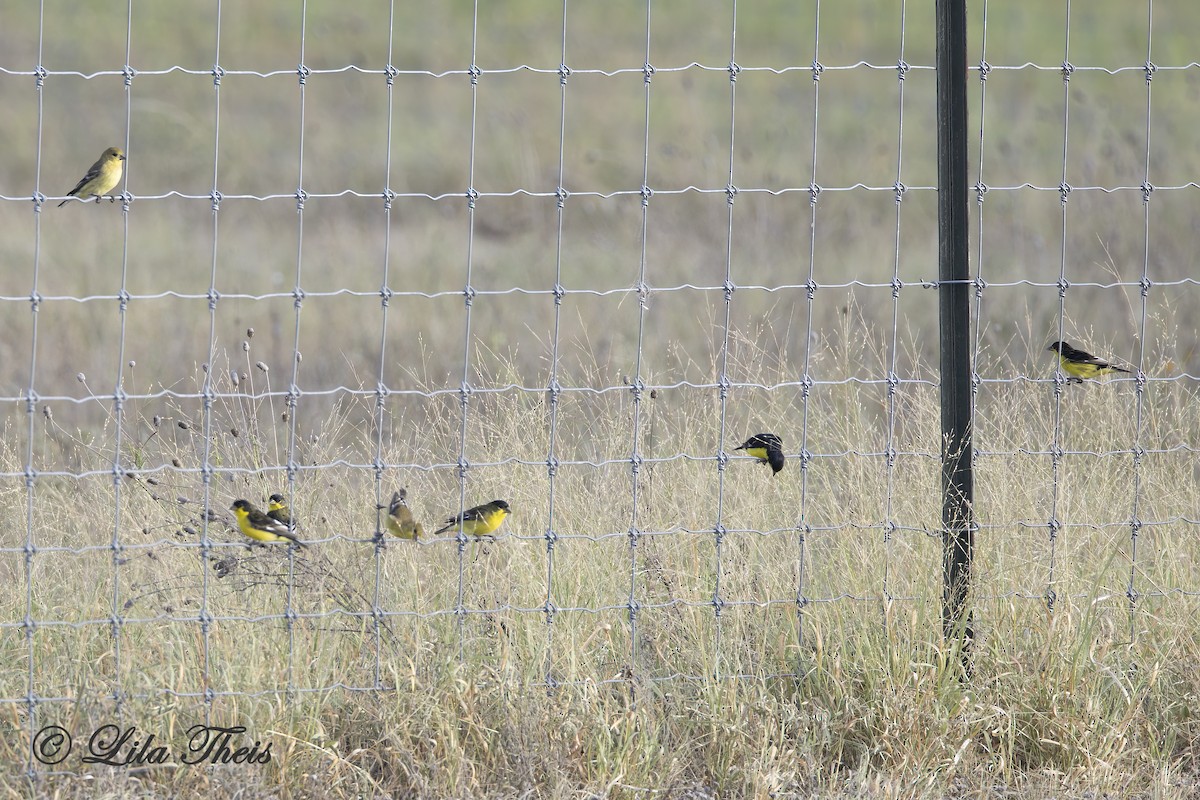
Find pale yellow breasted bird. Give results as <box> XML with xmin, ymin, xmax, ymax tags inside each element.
<box><xmin>59</xmin><ymin>146</ymin><xmax>125</xmax><ymax>207</ymax></box>
<box><xmin>385</xmin><ymin>488</ymin><xmax>424</xmax><ymax>541</ymax></box>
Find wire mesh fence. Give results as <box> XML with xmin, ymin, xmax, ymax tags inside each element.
<box><xmin>1</xmin><ymin>0</ymin><xmax>1199</xmax><ymax>785</ymax></box>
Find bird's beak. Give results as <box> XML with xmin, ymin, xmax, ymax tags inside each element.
<box><xmin>118</xmin><ymin>154</ymin><xmax>126</xmax><ymax>160</ymax></box>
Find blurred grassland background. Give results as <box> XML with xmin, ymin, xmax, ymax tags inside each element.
<box><xmin>3</xmin><ymin>1</ymin><xmax>1200</xmax><ymax>797</ymax></box>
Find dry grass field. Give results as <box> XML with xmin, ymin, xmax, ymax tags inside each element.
<box><xmin>2</xmin><ymin>2</ymin><xmax>1200</xmax><ymax>798</ymax></box>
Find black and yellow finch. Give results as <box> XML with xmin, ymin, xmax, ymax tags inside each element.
<box><xmin>60</xmin><ymin>146</ymin><xmax>125</xmax><ymax>207</ymax></box>
<box><xmin>266</xmin><ymin>493</ymin><xmax>295</xmax><ymax>530</ymax></box>
<box><xmin>434</xmin><ymin>499</ymin><xmax>510</xmax><ymax>540</ymax></box>
<box><xmin>385</xmin><ymin>489</ymin><xmax>424</xmax><ymax>541</ymax></box>
<box><xmin>231</xmin><ymin>499</ymin><xmax>305</xmax><ymax>547</ymax></box>
<box><xmin>1047</xmin><ymin>341</ymin><xmax>1130</xmax><ymax>383</ymax></box>
<box><xmin>735</xmin><ymin>433</ymin><xmax>785</xmax><ymax>475</ymax></box>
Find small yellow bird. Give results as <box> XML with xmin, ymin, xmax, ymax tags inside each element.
<box><xmin>434</xmin><ymin>499</ymin><xmax>510</xmax><ymax>540</ymax></box>
<box><xmin>1047</xmin><ymin>341</ymin><xmax>1131</xmax><ymax>383</ymax></box>
<box><xmin>231</xmin><ymin>499</ymin><xmax>305</xmax><ymax>548</ymax></box>
<box><xmin>385</xmin><ymin>488</ymin><xmax>424</xmax><ymax>541</ymax></box>
<box><xmin>735</xmin><ymin>433</ymin><xmax>785</xmax><ymax>475</ymax></box>
<box><xmin>266</xmin><ymin>493</ymin><xmax>295</xmax><ymax>530</ymax></box>
<box><xmin>59</xmin><ymin>146</ymin><xmax>125</xmax><ymax>207</ymax></box>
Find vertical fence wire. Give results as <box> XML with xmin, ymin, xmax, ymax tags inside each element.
<box><xmin>103</xmin><ymin>0</ymin><xmax>136</xmax><ymax>716</ymax></box>
<box><xmin>882</xmin><ymin>0</ymin><xmax>910</xmax><ymax>621</ymax></box>
<box><xmin>969</xmin><ymin>1</ymin><xmax>988</xmax><ymax>618</ymax></box>
<box><xmin>1047</xmin><ymin>0</ymin><xmax>1074</xmax><ymax>615</ymax></box>
<box><xmin>276</xmin><ymin>0</ymin><xmax>310</xmax><ymax>697</ymax></box>
<box><xmin>453</xmin><ymin>0</ymin><xmax>483</xmax><ymax>661</ymax></box>
<box><xmin>709</xmin><ymin>0</ymin><xmax>739</xmax><ymax>682</ymax></box>
<box><xmin>196</xmin><ymin>0</ymin><xmax>227</xmax><ymax>722</ymax></box>
<box><xmin>20</xmin><ymin>0</ymin><xmax>49</xmax><ymax>781</ymax></box>
<box><xmin>625</xmin><ymin>0</ymin><xmax>656</xmax><ymax>682</ymax></box>
<box><xmin>794</xmin><ymin>0</ymin><xmax>823</xmax><ymax>655</ymax></box>
<box><xmin>368</xmin><ymin>0</ymin><xmax>400</xmax><ymax>689</ymax></box>
<box><xmin>540</xmin><ymin>0</ymin><xmax>571</xmax><ymax>688</ymax></box>
<box><xmin>1127</xmin><ymin>0</ymin><xmax>1155</xmax><ymax>642</ymax></box>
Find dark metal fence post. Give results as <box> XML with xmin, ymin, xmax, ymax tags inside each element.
<box><xmin>935</xmin><ymin>0</ymin><xmax>974</xmax><ymax>654</ymax></box>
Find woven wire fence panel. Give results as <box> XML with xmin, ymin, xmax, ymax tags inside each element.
<box><xmin>1</xmin><ymin>0</ymin><xmax>1199</xmax><ymax>780</ymax></box>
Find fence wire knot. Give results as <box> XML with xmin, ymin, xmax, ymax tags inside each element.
<box><xmin>1140</xmin><ymin>182</ymin><xmax>1154</xmax><ymax>204</ymax></box>
<box><xmin>711</xmin><ymin>594</ymin><xmax>725</xmax><ymax>617</ymax></box>
<box><xmin>211</xmin><ymin>64</ymin><xmax>225</xmax><ymax>85</ymax></box>
<box><xmin>1056</xmin><ymin>277</ymin><xmax>1070</xmax><ymax>298</ymax></box>
<box><xmin>808</xmin><ymin>182</ymin><xmax>821</xmax><ymax>206</ymax></box>
<box><xmin>466</xmin><ymin>187</ymin><xmax>478</xmax><ymax>208</ymax></box>
<box><xmin>811</xmin><ymin>59</ymin><xmax>824</xmax><ymax>82</ymax></box>
<box><xmin>725</xmin><ymin>184</ymin><xmax>738</xmax><ymax>204</ymax></box>
<box><xmin>893</xmin><ymin>181</ymin><xmax>907</xmax><ymax>203</ymax></box>
<box><xmin>896</xmin><ymin>59</ymin><xmax>910</xmax><ymax>81</ymax></box>
<box><xmin>544</xmin><ymin>527</ymin><xmax>558</xmax><ymax>548</ymax></box>
<box><xmin>296</xmin><ymin>63</ymin><xmax>311</xmax><ymax>84</ymax></box>
<box><xmin>555</xmin><ymin>186</ymin><xmax>569</xmax><ymax>208</ymax></box>
<box><xmin>558</xmin><ymin>63</ymin><xmax>571</xmax><ymax>85</ymax></box>
<box><xmin>384</xmin><ymin>63</ymin><xmax>398</xmax><ymax>85</ymax></box>
<box><xmin>1144</xmin><ymin>60</ymin><xmax>1157</xmax><ymax>83</ymax></box>
<box><xmin>468</xmin><ymin>63</ymin><xmax>480</xmax><ymax>85</ymax></box>
<box><xmin>382</xmin><ymin>188</ymin><xmax>396</xmax><ymax>209</ymax></box>
<box><xmin>123</xmin><ymin>65</ymin><xmax>137</xmax><ymax>86</ymax></box>
<box><xmin>210</xmin><ymin>189</ymin><xmax>223</xmax><ymax>212</ymax></box>
<box><xmin>546</xmin><ymin>455</ymin><xmax>559</xmax><ymax>477</ymax></box>
<box><xmin>716</xmin><ymin>450</ymin><xmax>729</xmax><ymax>470</ymax></box>
<box><xmin>978</xmin><ymin>60</ymin><xmax>991</xmax><ymax>81</ymax></box>
<box><xmin>1058</xmin><ymin>182</ymin><xmax>1071</xmax><ymax>205</ymax></box>
<box><xmin>643</xmin><ymin>62</ymin><xmax>655</xmax><ymax>83</ymax></box>
<box><xmin>1060</xmin><ymin>61</ymin><xmax>1074</xmax><ymax>82</ymax></box>
<box><xmin>379</xmin><ymin>285</ymin><xmax>393</xmax><ymax>307</ymax></box>
<box><xmin>33</xmin><ymin>64</ymin><xmax>47</xmax><ymax>87</ymax></box>
<box><xmin>975</xmin><ymin>181</ymin><xmax>988</xmax><ymax>204</ymax></box>
<box><xmin>31</xmin><ymin>191</ymin><xmax>46</xmax><ymax>209</ymax></box>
